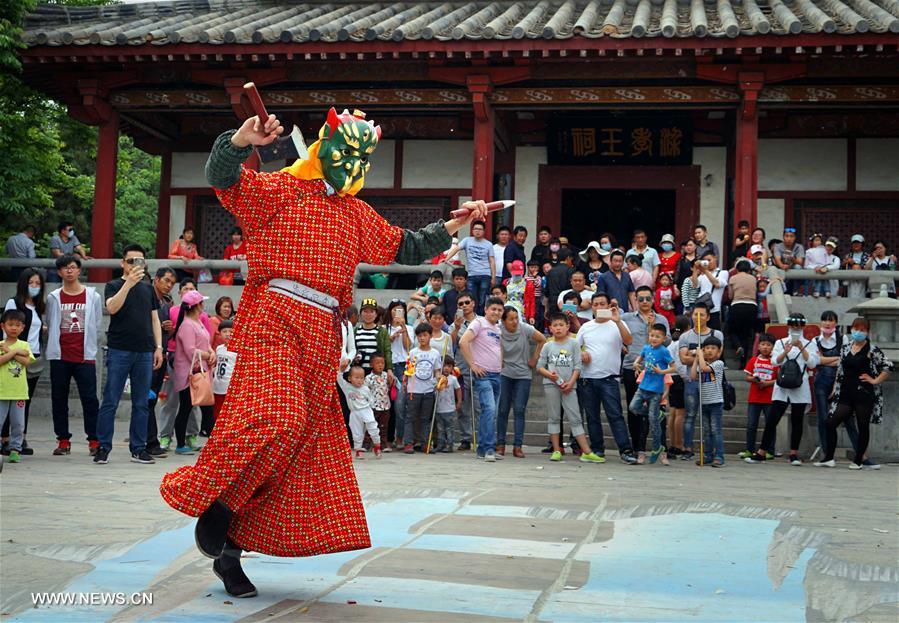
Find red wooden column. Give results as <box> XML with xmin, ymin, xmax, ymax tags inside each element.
<box><xmin>469</xmin><ymin>75</ymin><xmax>495</xmax><ymax>221</ymax></box>
<box><xmin>734</xmin><ymin>73</ymin><xmax>764</xmax><ymax>230</ymax></box>
<box><xmin>155</xmin><ymin>150</ymin><xmax>172</xmax><ymax>259</ymax></box>
<box><xmin>90</xmin><ymin>112</ymin><xmax>120</xmax><ymax>282</ymax></box>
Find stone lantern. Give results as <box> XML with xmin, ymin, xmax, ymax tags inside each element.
<box><xmin>846</xmin><ymin>285</ymin><xmax>899</xmax><ymax>461</ymax></box>
<box><xmin>847</xmin><ymin>285</ymin><xmax>899</xmax><ymax>360</ymax></box>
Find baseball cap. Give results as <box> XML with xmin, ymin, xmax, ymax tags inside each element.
<box><xmin>510</xmin><ymin>260</ymin><xmax>525</xmax><ymax>276</ymax></box>
<box><xmin>660</xmin><ymin>233</ymin><xmax>676</xmax><ymax>245</ymax></box>
<box><xmin>825</xmin><ymin>237</ymin><xmax>838</xmax><ymax>248</ymax></box>
<box><xmin>851</xmin><ymin>234</ymin><xmax>864</xmax><ymax>243</ymax></box>
<box><xmin>750</xmin><ymin>244</ymin><xmax>765</xmax><ymax>255</ymax></box>
<box><xmin>181</xmin><ymin>290</ymin><xmax>208</xmax><ymax>307</ymax></box>
<box><xmin>360</xmin><ymin>297</ymin><xmax>378</xmax><ymax>311</ymax></box>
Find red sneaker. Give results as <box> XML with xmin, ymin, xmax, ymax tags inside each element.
<box><xmin>354</xmin><ymin>449</ymin><xmax>364</xmax><ymax>460</ymax></box>
<box><xmin>88</xmin><ymin>440</ymin><xmax>100</xmax><ymax>456</ymax></box>
<box><xmin>373</xmin><ymin>444</ymin><xmax>382</xmax><ymax>459</ymax></box>
<box><xmin>403</xmin><ymin>444</ymin><xmax>415</xmax><ymax>454</ymax></box>
<box><xmin>53</xmin><ymin>440</ymin><xmax>71</xmax><ymax>456</ymax></box>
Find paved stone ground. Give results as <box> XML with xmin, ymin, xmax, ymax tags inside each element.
<box><xmin>1</xmin><ymin>417</ymin><xmax>897</xmax><ymax>622</ymax></box>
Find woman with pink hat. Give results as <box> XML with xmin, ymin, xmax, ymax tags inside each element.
<box><xmin>172</xmin><ymin>289</ymin><xmax>216</xmax><ymax>455</ymax></box>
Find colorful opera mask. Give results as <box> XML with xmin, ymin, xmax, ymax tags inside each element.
<box><xmin>317</xmin><ymin>108</ymin><xmax>381</xmax><ymax>195</ymax></box>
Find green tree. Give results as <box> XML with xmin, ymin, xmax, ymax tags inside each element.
<box><xmin>1</xmin><ymin>0</ymin><xmax>160</xmax><ymax>258</ymax></box>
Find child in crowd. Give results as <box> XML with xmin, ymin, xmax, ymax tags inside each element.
<box><xmin>691</xmin><ymin>336</ymin><xmax>726</xmax><ymax>467</ymax></box>
<box><xmin>337</xmin><ymin>365</ymin><xmax>381</xmax><ymax>460</ymax></box>
<box><xmin>741</xmin><ymin>333</ymin><xmax>777</xmax><ymax>459</ymax></box>
<box><xmin>433</xmin><ymin>356</ymin><xmax>461</xmax><ymax>453</ymax></box>
<box><xmin>365</xmin><ymin>353</ymin><xmax>392</xmax><ymax>453</ymax></box>
<box><xmin>404</xmin><ymin>324</ymin><xmax>443</xmax><ymax>454</ymax></box>
<box><xmin>560</xmin><ymin>291</ymin><xmax>583</xmax><ymax>334</ymax></box>
<box><xmin>629</xmin><ymin>324</ymin><xmax>676</xmax><ymax>465</ymax></box>
<box><xmin>490</xmin><ymin>283</ymin><xmax>507</xmax><ymax>303</ymax></box>
<box><xmin>211</xmin><ymin>319</ymin><xmax>236</xmax><ymax>433</ymax></box>
<box><xmin>0</xmin><ymin>309</ymin><xmax>35</xmax><ymax>464</ymax></box>
<box><xmin>525</xmin><ymin>260</ymin><xmax>543</xmax><ymax>330</ymax></box>
<box><xmin>504</xmin><ymin>260</ymin><xmax>527</xmax><ymax>317</ymax></box>
<box><xmin>654</xmin><ymin>272</ymin><xmax>678</xmax><ymax>327</ymax></box>
<box><xmin>538</xmin><ymin>314</ymin><xmax>604</xmax><ymax>463</ymax></box>
<box><xmin>666</xmin><ymin>315</ymin><xmax>690</xmax><ymax>458</ymax></box>
<box><xmin>408</xmin><ymin>270</ymin><xmax>448</xmax><ymax>324</ymax></box>
<box><xmin>804</xmin><ymin>233</ymin><xmax>832</xmax><ymax>298</ymax></box>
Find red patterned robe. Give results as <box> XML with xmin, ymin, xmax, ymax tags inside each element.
<box><xmin>160</xmin><ymin>167</ymin><xmax>403</xmax><ymax>557</ymax></box>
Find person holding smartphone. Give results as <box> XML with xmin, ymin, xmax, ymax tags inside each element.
<box><xmin>94</xmin><ymin>244</ymin><xmax>164</xmax><ymax>465</ymax></box>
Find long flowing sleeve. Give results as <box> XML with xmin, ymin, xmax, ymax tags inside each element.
<box><xmin>394</xmin><ymin>222</ymin><xmax>453</xmax><ymax>266</ymax></box>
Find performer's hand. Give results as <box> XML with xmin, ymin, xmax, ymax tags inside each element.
<box><xmin>232</xmin><ymin>114</ymin><xmax>283</xmax><ymax>148</ymax></box>
<box><xmin>444</xmin><ymin>200</ymin><xmax>488</xmax><ymax>235</ymax></box>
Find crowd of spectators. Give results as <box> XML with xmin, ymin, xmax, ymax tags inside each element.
<box><xmin>0</xmin><ymin>220</ymin><xmax>894</xmax><ymax>470</ymax></box>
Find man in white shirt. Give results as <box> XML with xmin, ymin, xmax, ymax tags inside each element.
<box><xmin>492</xmin><ymin>226</ymin><xmax>511</xmax><ymax>285</ymax></box>
<box><xmin>556</xmin><ymin>270</ymin><xmax>594</xmax><ymax>321</ymax></box>
<box><xmin>576</xmin><ymin>292</ymin><xmax>637</xmax><ymax>464</ymax></box>
<box><xmin>689</xmin><ymin>250</ymin><xmax>728</xmax><ymax>330</ymax></box>
<box><xmin>625</xmin><ymin>229</ymin><xmax>661</xmax><ymax>282</ymax></box>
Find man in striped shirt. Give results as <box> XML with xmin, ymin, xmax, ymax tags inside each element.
<box><xmin>353</xmin><ymin>298</ymin><xmax>393</xmax><ymax>383</ymax></box>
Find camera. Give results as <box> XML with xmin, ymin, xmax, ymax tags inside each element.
<box><xmin>699</xmin><ymin>260</ymin><xmax>710</xmax><ymax>268</ymax></box>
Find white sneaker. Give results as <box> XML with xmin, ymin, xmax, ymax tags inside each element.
<box><xmin>494</xmin><ymin>452</ymin><xmax>504</xmax><ymax>460</ymax></box>
<box><xmin>813</xmin><ymin>460</ymin><xmax>836</xmax><ymax>468</ymax></box>
<box><xmin>789</xmin><ymin>456</ymin><xmax>802</xmax><ymax>466</ymax></box>
<box><xmin>848</xmin><ymin>463</ymin><xmax>863</xmax><ymax>470</ymax></box>
<box><xmin>485</xmin><ymin>451</ymin><xmax>496</xmax><ymax>462</ymax></box>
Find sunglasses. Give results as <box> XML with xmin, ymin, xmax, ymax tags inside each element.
<box><xmin>458</xmin><ymin>300</ymin><xmax>473</xmax><ymax>306</ymax></box>
<box><xmin>637</xmin><ymin>296</ymin><xmax>652</xmax><ymax>302</ymax></box>
<box><xmin>124</xmin><ymin>258</ymin><xmax>145</xmax><ymax>265</ymax></box>
<box><xmin>783</xmin><ymin>228</ymin><xmax>797</xmax><ymax>234</ymax></box>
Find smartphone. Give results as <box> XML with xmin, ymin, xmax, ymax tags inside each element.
<box><xmin>595</xmin><ymin>309</ymin><xmax>613</xmax><ymax>320</ymax></box>
<box><xmin>562</xmin><ymin>303</ymin><xmax>578</xmax><ymax>315</ymax></box>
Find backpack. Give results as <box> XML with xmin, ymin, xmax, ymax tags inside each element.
<box><xmin>722</xmin><ymin>369</ymin><xmax>737</xmax><ymax>411</ymax></box>
<box><xmin>776</xmin><ymin>341</ymin><xmax>807</xmax><ymax>389</ymax></box>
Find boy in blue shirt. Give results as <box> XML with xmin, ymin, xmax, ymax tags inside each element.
<box><xmin>629</xmin><ymin>324</ymin><xmax>676</xmax><ymax>465</ymax></box>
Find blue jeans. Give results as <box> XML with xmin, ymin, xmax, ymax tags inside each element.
<box><xmin>468</xmin><ymin>274</ymin><xmax>492</xmax><ymax>315</ymax></box>
<box><xmin>746</xmin><ymin>403</ymin><xmax>770</xmax><ymax>453</ymax></box>
<box><xmin>474</xmin><ymin>372</ymin><xmax>501</xmax><ymax>456</ymax></box>
<box><xmin>497</xmin><ymin>376</ymin><xmax>531</xmax><ymax>447</ymax></box>
<box><xmin>579</xmin><ymin>377</ymin><xmax>632</xmax><ymax>455</ymax></box>
<box><xmin>701</xmin><ymin>402</ymin><xmax>725</xmax><ymax>462</ymax></box>
<box><xmin>628</xmin><ymin>388</ymin><xmax>664</xmax><ymax>452</ymax></box>
<box><xmin>683</xmin><ymin>380</ymin><xmax>699</xmax><ymax>451</ymax></box>
<box><xmin>96</xmin><ymin>348</ymin><xmax>153</xmax><ymax>454</ymax></box>
<box><xmin>814</xmin><ymin>368</ymin><xmax>860</xmax><ymax>452</ymax></box>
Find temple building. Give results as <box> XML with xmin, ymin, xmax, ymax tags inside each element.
<box><xmin>19</xmin><ymin>0</ymin><xmax>899</xmax><ymax>262</ymax></box>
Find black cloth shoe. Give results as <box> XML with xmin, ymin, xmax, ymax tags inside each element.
<box><xmin>457</xmin><ymin>441</ymin><xmax>471</xmax><ymax>451</ymax></box>
<box><xmin>93</xmin><ymin>447</ymin><xmax>109</xmax><ymax>464</ymax></box>
<box><xmin>0</xmin><ymin>442</ymin><xmax>9</xmax><ymax>456</ymax></box>
<box><xmin>196</xmin><ymin>499</ymin><xmax>232</xmax><ymax>559</ymax></box>
<box><xmin>148</xmin><ymin>446</ymin><xmax>168</xmax><ymax>458</ymax></box>
<box><xmin>130</xmin><ymin>450</ymin><xmax>155</xmax><ymax>464</ymax></box>
<box><xmin>20</xmin><ymin>440</ymin><xmax>33</xmax><ymax>456</ymax></box>
<box><xmin>213</xmin><ymin>540</ymin><xmax>258</xmax><ymax>598</ymax></box>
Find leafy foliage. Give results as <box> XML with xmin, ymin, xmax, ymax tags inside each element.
<box><xmin>0</xmin><ymin>0</ymin><xmax>160</xmax><ymax>258</ymax></box>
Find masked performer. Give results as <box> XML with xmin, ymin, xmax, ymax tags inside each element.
<box><xmin>160</xmin><ymin>109</ymin><xmax>486</xmax><ymax>597</ymax></box>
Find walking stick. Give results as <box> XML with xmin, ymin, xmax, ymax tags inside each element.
<box><xmin>469</xmin><ymin>369</ymin><xmax>477</xmax><ymax>450</ymax></box>
<box><xmin>425</xmin><ymin>338</ymin><xmax>449</xmax><ymax>454</ymax></box>
<box><xmin>696</xmin><ymin>311</ymin><xmax>705</xmax><ymax>468</ymax></box>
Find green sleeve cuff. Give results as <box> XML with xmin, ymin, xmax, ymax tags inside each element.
<box><xmin>205</xmin><ymin>130</ymin><xmax>254</xmax><ymax>189</ymax></box>
<box><xmin>394</xmin><ymin>221</ymin><xmax>453</xmax><ymax>266</ymax></box>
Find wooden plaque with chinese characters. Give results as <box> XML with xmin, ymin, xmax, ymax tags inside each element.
<box><xmin>548</xmin><ymin>116</ymin><xmax>693</xmax><ymax>166</ymax></box>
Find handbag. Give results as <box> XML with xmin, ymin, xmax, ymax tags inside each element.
<box><xmin>722</xmin><ymin>369</ymin><xmax>737</xmax><ymax>411</ymax></box>
<box><xmin>189</xmin><ymin>350</ymin><xmax>215</xmax><ymax>406</ymax></box>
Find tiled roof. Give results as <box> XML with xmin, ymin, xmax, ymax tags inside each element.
<box><xmin>22</xmin><ymin>0</ymin><xmax>899</xmax><ymax>46</ymax></box>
